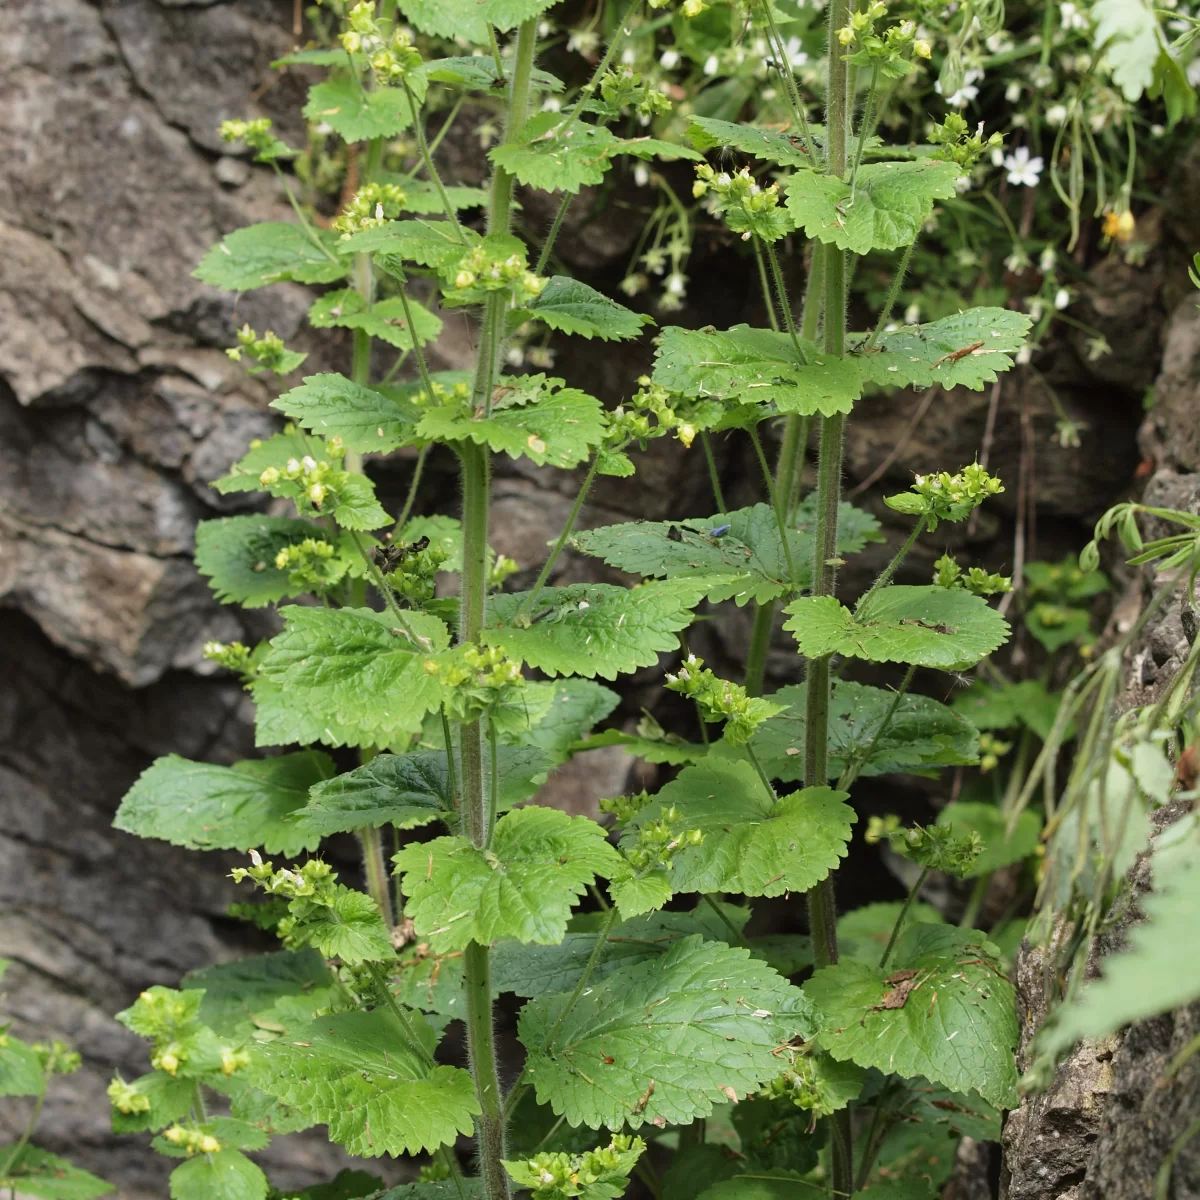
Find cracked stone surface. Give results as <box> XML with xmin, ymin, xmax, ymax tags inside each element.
<box><xmin>0</xmin><ymin>0</ymin><xmax>1182</xmax><ymax>1191</ymax></box>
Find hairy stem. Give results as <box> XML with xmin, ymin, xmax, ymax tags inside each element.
<box><xmin>700</xmin><ymin>433</ymin><xmax>727</xmax><ymax>512</ymax></box>
<box><xmin>855</xmin><ymin>516</ymin><xmax>927</xmax><ymax>613</ymax></box>
<box><xmin>393</xmin><ymin>444</ymin><xmax>429</xmax><ymax>535</ymax></box>
<box><xmin>535</xmin><ymin>191</ymin><xmax>573</xmax><ymax>275</ymax></box>
<box><xmin>464</xmin><ymin>941</ymin><xmax>508</xmax><ymax>1198</ymax></box>
<box><xmin>864</xmin><ymin>238</ymin><xmax>916</xmax><ymax>351</ymax></box>
<box><xmin>554</xmin><ymin>0</ymin><xmax>643</xmax><ymax>143</ymax></box>
<box><xmin>404</xmin><ymin>78</ymin><xmax>465</xmax><ymax>241</ymax></box>
<box><xmin>807</xmin><ymin>0</ymin><xmax>853</xmax><ymax>1190</ymax></box>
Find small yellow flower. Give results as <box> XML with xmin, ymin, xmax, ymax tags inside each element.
<box><xmin>837</xmin><ymin>24</ymin><xmax>856</xmax><ymax>44</ymax></box>
<box><xmin>914</xmin><ymin>38</ymin><xmax>932</xmax><ymax>58</ymax></box>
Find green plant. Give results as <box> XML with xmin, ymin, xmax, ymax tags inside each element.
<box><xmin>106</xmin><ymin>1</ymin><xmax>1041</xmax><ymax>1197</ymax></box>
<box><xmin>0</xmin><ymin>960</ymin><xmax>115</xmax><ymax>1198</ymax></box>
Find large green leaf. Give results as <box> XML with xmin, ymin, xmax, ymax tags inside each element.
<box><xmin>257</xmin><ymin>608</ymin><xmax>450</xmax><ymax>742</ymax></box>
<box><xmin>652</xmin><ymin>325</ymin><xmax>863</xmax><ymax>416</ymax></box>
<box><xmin>295</xmin><ymin>745</ymin><xmax>550</xmax><ymax>836</ymax></box>
<box><xmin>936</xmin><ymin>802</ymin><xmax>1042</xmax><ymax>876</ymax></box>
<box><xmin>484</xmin><ymin>580</ymin><xmax>708</xmax><ymax>680</ymax></box>
<box><xmin>748</xmin><ymin>680</ymin><xmax>980</xmax><ymax>782</ymax></box>
<box><xmin>513</xmin><ymin>276</ymin><xmax>654</xmax><ymax>342</ymax></box>
<box><xmin>696</xmin><ymin>1174</ymin><xmax>813</xmax><ymax>1200</ymax></box>
<box><xmin>303</xmin><ymin>77</ymin><xmax>416</xmax><ymax>143</ymax></box>
<box><xmin>341</xmin><ymin>219</ymin><xmax>479</xmax><ymax>270</ymax></box>
<box><xmin>394</xmin><ymin>806</ymin><xmax>623</xmax><ymax>952</ymax></box>
<box><xmin>252</xmin><ymin>1010</ymin><xmax>479</xmax><ymax>1156</ymax></box>
<box><xmin>522</xmin><ymin>679</ymin><xmax>621</xmax><ymax>762</ymax></box>
<box><xmin>0</xmin><ymin>1146</ymin><xmax>114</xmax><ymax>1198</ymax></box>
<box><xmin>195</xmin><ymin>516</ymin><xmax>339</xmax><ymax>608</ymax></box>
<box><xmin>491</xmin><ymin>113</ymin><xmax>700</xmax><ymax>194</ymax></box>
<box><xmin>415</xmin><ymin>375</ymin><xmax>605</xmax><ymax>469</ymax></box>
<box><xmin>193</xmin><ymin>223</ymin><xmax>346</xmax><ymax>290</ymax></box>
<box><xmin>397</xmin><ymin>0</ymin><xmax>488</xmax><ymax>42</ymax></box>
<box><xmin>572</xmin><ymin>504</ymin><xmax>812</xmax><ymax>605</ymax></box>
<box><xmin>308</xmin><ymin>288</ymin><xmax>442</xmax><ymax>351</ymax></box>
<box><xmin>784</xmin><ymin>161</ymin><xmax>962</xmax><ymax>254</ymax></box>
<box><xmin>113</xmin><ymin>752</ymin><xmax>332</xmax><ymax>856</ymax></box>
<box><xmin>270</xmin><ymin>373</ymin><xmax>424</xmax><ymax>453</ymax></box>
<box><xmin>183</xmin><ymin>949</ymin><xmax>337</xmax><ymax>1040</ymax></box>
<box><xmin>622</xmin><ymin>759</ymin><xmax>854</xmax><ymax>898</ymax></box>
<box><xmin>688</xmin><ymin>116</ymin><xmax>814</xmax><ymax>167</ymax></box>
<box><xmin>0</xmin><ymin>1036</ymin><xmax>43</xmax><ymax>1097</ymax></box>
<box><xmin>1042</xmin><ymin>814</ymin><xmax>1200</xmax><ymax>1054</ymax></box>
<box><xmin>836</xmin><ymin>902</ymin><xmax>945</xmax><ymax>966</ymax></box>
<box><xmin>520</xmin><ymin>937</ymin><xmax>815</xmax><ymax>1130</ymax></box>
<box><xmin>169</xmin><ymin>1150</ymin><xmax>268</xmax><ymax>1200</ymax></box>
<box><xmin>784</xmin><ymin>586</ymin><xmax>1010</xmax><ymax>670</ymax></box>
<box><xmin>491</xmin><ymin>904</ymin><xmax>750</xmax><ymax>998</ymax></box>
<box><xmin>851</xmin><ymin>309</ymin><xmax>1032</xmax><ymax>392</ymax></box>
<box><xmin>803</xmin><ymin>924</ymin><xmax>1019</xmax><ymax>1108</ymax></box>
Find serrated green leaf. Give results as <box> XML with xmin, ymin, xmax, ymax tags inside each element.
<box><xmin>748</xmin><ymin>680</ymin><xmax>980</xmax><ymax>783</ymax></box>
<box><xmin>340</xmin><ymin>218</ymin><xmax>478</xmax><ymax>268</ymax></box>
<box><xmin>514</xmin><ymin>276</ymin><xmax>654</xmax><ymax>341</ymax></box>
<box><xmin>803</xmin><ymin>924</ymin><xmax>1019</xmax><ymax>1108</ymax></box>
<box><xmin>213</xmin><ymin>430</ymin><xmax>313</xmax><ymax>495</ymax></box>
<box><xmin>168</xmin><ymin>1150</ymin><xmax>267</xmax><ymax>1200</ymax></box>
<box><xmin>0</xmin><ymin>1146</ymin><xmax>114</xmax><ymax>1199</ymax></box>
<box><xmin>415</xmin><ymin>55</ymin><xmax>564</xmax><ymax>93</ymax></box>
<box><xmin>253</xmin><ymin>1010</ymin><xmax>478</xmax><ymax>1155</ymax></box>
<box><xmin>784</xmin><ymin>161</ymin><xmax>963</xmax><ymax>254</ymax></box>
<box><xmin>330</xmin><ymin>472</ymin><xmax>391</xmax><ymax>531</ymax></box>
<box><xmin>936</xmin><ymin>802</ymin><xmax>1041</xmax><ymax>876</ymax></box>
<box><xmin>258</xmin><ymin>607</ymin><xmax>450</xmax><ymax>742</ymax></box>
<box><xmin>784</xmin><ymin>586</ymin><xmax>1010</xmax><ymax>670</ymax></box>
<box><xmin>623</xmin><ymin>759</ymin><xmax>854</xmax><ymax>898</ymax></box>
<box><xmin>520</xmin><ymin>937</ymin><xmax>815</xmax><ymax>1130</ymax></box>
<box><xmin>415</xmin><ymin>375</ymin><xmax>605</xmax><ymax>468</ymax></box>
<box><xmin>522</xmin><ymin>680</ymin><xmax>622</xmax><ymax>762</ymax></box>
<box><xmin>479</xmin><ymin>0</ymin><xmax>557</xmax><ymax>29</ymax></box>
<box><xmin>375</xmin><ymin>1183</ymin><xmax>486</xmax><ymax>1200</ymax></box>
<box><xmin>195</xmin><ymin>516</ymin><xmax>334</xmax><ymax>607</ymax></box>
<box><xmin>688</xmin><ymin>116</ymin><xmax>814</xmax><ymax>167</ymax></box>
<box><xmin>697</xmin><ymin>1172</ymin><xmax>814</xmax><ymax>1199</ymax></box>
<box><xmin>485</xmin><ymin>580</ymin><xmax>708</xmax><ymax>680</ymax></box>
<box><xmin>296</xmin><ymin>745</ymin><xmax>549</xmax><ymax>836</ymax></box>
<box><xmin>395</xmin><ymin>180</ymin><xmax>491</xmax><ymax>213</ymax></box>
<box><xmin>397</xmin><ymin>0</ymin><xmax>488</xmax><ymax>42</ymax></box>
<box><xmin>0</xmin><ymin>1036</ymin><xmax>43</xmax><ymax>1097</ymax></box>
<box><xmin>571</xmin><ymin>503</ymin><xmax>871</xmax><ymax>605</ymax></box>
<box><xmin>308</xmin><ymin>288</ymin><xmax>442</xmax><ymax>351</ymax></box>
<box><xmin>183</xmin><ymin>949</ymin><xmax>337</xmax><ymax>1040</ymax></box>
<box><xmin>1042</xmin><ymin>814</ymin><xmax>1200</xmax><ymax>1053</ymax></box>
<box><xmin>296</xmin><ymin>885</ymin><xmax>394</xmax><ymax>964</ymax></box>
<box><xmin>304</xmin><ymin>77</ymin><xmax>416</xmax><ymax>143</ymax></box>
<box><xmin>836</xmin><ymin>902</ymin><xmax>946</xmax><ymax>966</ymax></box>
<box><xmin>652</xmin><ymin>325</ymin><xmax>863</xmax><ymax>417</ymax></box>
<box><xmin>113</xmin><ymin>752</ymin><xmax>332</xmax><ymax>856</ymax></box>
<box><xmin>271</xmin><ymin>373</ymin><xmax>422</xmax><ymax>453</ymax></box>
<box><xmin>394</xmin><ymin>806</ymin><xmax>623</xmax><ymax>952</ymax></box>
<box><xmin>492</xmin><ymin>905</ymin><xmax>751</xmax><ymax>998</ymax></box>
<box><xmin>1094</xmin><ymin>0</ymin><xmax>1162</xmax><ymax>100</ymax></box>
<box><xmin>194</xmin><ymin>223</ymin><xmax>346</xmax><ymax>291</ymax></box>
<box><xmin>851</xmin><ymin>308</ymin><xmax>1032</xmax><ymax>392</ymax></box>
<box><xmin>249</xmin><ymin>677</ymin><xmax>411</xmax><ymax>753</ymax></box>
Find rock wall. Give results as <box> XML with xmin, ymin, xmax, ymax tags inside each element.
<box><xmin>0</xmin><ymin>0</ymin><xmax>1170</xmax><ymax>1192</ymax></box>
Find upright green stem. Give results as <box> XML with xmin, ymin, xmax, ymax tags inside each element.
<box><xmin>359</xmin><ymin>826</ymin><xmax>395</xmax><ymax>929</ymax></box>
<box><xmin>553</xmin><ymin>0</ymin><xmax>643</xmax><ymax>143</ymax></box>
<box><xmin>864</xmin><ymin>239</ymin><xmax>916</xmax><ymax>351</ymax></box>
<box><xmin>855</xmin><ymin>516</ymin><xmax>927</xmax><ymax>613</ymax></box>
<box><xmin>807</xmin><ymin>3</ymin><xmax>853</xmax><ymax>1192</ymax></box>
<box><xmin>490</xmin><ymin>21</ymin><xmax>538</xmax><ymax>235</ymax></box>
<box><xmin>0</xmin><ymin>1076</ymin><xmax>46</xmax><ymax>1182</ymax></box>
<box><xmin>535</xmin><ymin>192</ymin><xmax>573</xmax><ymax>275</ymax></box>
<box><xmin>393</xmin><ymin>444</ymin><xmax>429</xmax><ymax>535</ymax></box>
<box><xmin>700</xmin><ymin>433</ymin><xmax>727</xmax><ymax>513</ymax></box>
<box><xmin>464</xmin><ymin>941</ymin><xmax>506</xmax><ymax>1197</ymax></box>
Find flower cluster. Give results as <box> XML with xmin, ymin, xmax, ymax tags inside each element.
<box><xmin>665</xmin><ymin>654</ymin><xmax>784</xmax><ymax>746</ymax></box>
<box><xmin>218</xmin><ymin>117</ymin><xmax>293</xmax><ymax>162</ymax></box>
<box><xmin>258</xmin><ymin>443</ymin><xmax>350</xmax><ymax>517</ymax></box>
<box><xmin>424</xmin><ymin>645</ymin><xmax>526</xmax><ymax>724</ymax></box>
<box><xmin>885</xmin><ymin>462</ymin><xmax>1004</xmax><ymax>530</ymax></box>
<box><xmin>648</xmin><ymin>0</ymin><xmax>707</xmax><ymax>15</ymax></box>
<box><xmin>226</xmin><ymin>324</ymin><xmax>306</xmax><ymax>377</ymax></box>
<box><xmin>759</xmin><ymin>1051</ymin><xmax>848</xmax><ymax>1118</ymax></box>
<box><xmin>693</xmin><ymin>164</ymin><xmax>790</xmax><ymax>243</ymax></box>
<box><xmin>505</xmin><ymin>1135</ymin><xmax>646</xmax><ymax>1198</ymax></box>
<box><xmin>621</xmin><ymin>805</ymin><xmax>703</xmax><ymax>872</ymax></box>
<box><xmin>929</xmin><ymin>113</ymin><xmax>1004</xmax><ymax>169</ymax></box>
<box><xmin>866</xmin><ymin>815</ymin><xmax>982</xmax><ymax>877</ymax></box>
<box><xmin>332</xmin><ymin>182</ymin><xmax>410</xmax><ymax>236</ymax></box>
<box><xmin>837</xmin><ymin>2</ymin><xmax>931</xmax><ymax>77</ymax></box>
<box><xmin>601</xmin><ymin>379</ymin><xmax>718</xmax><ymax>476</ymax></box>
<box><xmin>202</xmin><ymin>640</ymin><xmax>253</xmax><ymax>676</ymax></box>
<box><xmin>598</xmin><ymin>67</ymin><xmax>672</xmax><ymax>121</ymax></box>
<box><xmin>978</xmin><ymin>732</ymin><xmax>1012</xmax><ymax>773</ymax></box>
<box><xmin>162</xmin><ymin>1125</ymin><xmax>223</xmax><ymax>1156</ymax></box>
<box><xmin>599</xmin><ymin>790</ymin><xmax>653</xmax><ymax>827</ymax></box>
<box><xmin>341</xmin><ymin>1</ymin><xmax>422</xmax><ymax>84</ymax></box>
<box><xmin>372</xmin><ymin>534</ymin><xmax>449</xmax><ymax>605</ymax></box>
<box><xmin>114</xmin><ymin>986</ymin><xmax>246</xmax><ymax>1080</ymax></box>
<box><xmin>32</xmin><ymin>1040</ymin><xmax>81</xmax><ymax>1077</ymax></box>
<box><xmin>275</xmin><ymin>537</ymin><xmax>348</xmax><ymax>594</ymax></box>
<box><xmin>444</xmin><ymin>238</ymin><xmax>546</xmax><ymax>306</ymax></box>
<box><xmin>933</xmin><ymin>553</ymin><xmax>1012</xmax><ymax>597</ymax></box>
